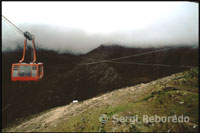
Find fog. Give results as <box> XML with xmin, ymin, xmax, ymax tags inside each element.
<box><xmin>2</xmin><ymin>2</ymin><xmax>198</xmax><ymax>54</ymax></box>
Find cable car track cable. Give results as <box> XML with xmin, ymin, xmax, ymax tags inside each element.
<box><xmin>79</xmin><ymin>47</ymin><xmax>174</xmax><ymax>65</ymax></box>
<box><xmin>2</xmin><ymin>15</ymin><xmax>24</xmax><ymax>34</ymax></box>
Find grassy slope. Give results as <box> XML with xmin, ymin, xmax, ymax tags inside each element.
<box><xmin>3</xmin><ymin>68</ymin><xmax>198</xmax><ymax>132</ymax></box>
<box><xmin>46</xmin><ymin>68</ymin><xmax>198</xmax><ymax>132</ymax></box>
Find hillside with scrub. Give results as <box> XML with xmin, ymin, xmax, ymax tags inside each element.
<box><xmin>3</xmin><ymin>68</ymin><xmax>198</xmax><ymax>132</ymax></box>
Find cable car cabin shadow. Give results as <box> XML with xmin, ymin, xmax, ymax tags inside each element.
<box><xmin>11</xmin><ymin>63</ymin><xmax>44</xmax><ymax>82</ymax></box>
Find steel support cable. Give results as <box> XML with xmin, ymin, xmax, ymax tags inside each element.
<box><xmin>79</xmin><ymin>52</ymin><xmax>193</xmax><ymax>69</ymax></box>
<box><xmin>102</xmin><ymin>60</ymin><xmax>193</xmax><ymax>69</ymax></box>
<box><xmin>79</xmin><ymin>48</ymin><xmax>173</xmax><ymax>65</ymax></box>
<box><xmin>79</xmin><ymin>57</ymin><xmax>193</xmax><ymax>68</ymax></box>
<box><xmin>81</xmin><ymin>57</ymin><xmax>153</xmax><ymax>63</ymax></box>
<box><xmin>107</xmin><ymin>48</ymin><xmax>172</xmax><ymax>61</ymax></box>
<box><xmin>2</xmin><ymin>15</ymin><xmax>24</xmax><ymax>34</ymax></box>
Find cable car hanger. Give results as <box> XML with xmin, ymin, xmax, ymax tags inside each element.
<box><xmin>19</xmin><ymin>31</ymin><xmax>37</xmax><ymax>63</ymax></box>
<box><xmin>2</xmin><ymin>15</ymin><xmax>36</xmax><ymax>63</ymax></box>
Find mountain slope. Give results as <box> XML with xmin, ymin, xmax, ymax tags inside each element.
<box><xmin>2</xmin><ymin>45</ymin><xmax>198</xmax><ymax>128</ymax></box>
<box><xmin>3</xmin><ymin>68</ymin><xmax>198</xmax><ymax>132</ymax></box>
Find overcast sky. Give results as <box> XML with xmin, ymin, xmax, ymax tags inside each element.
<box><xmin>2</xmin><ymin>2</ymin><xmax>198</xmax><ymax>53</ymax></box>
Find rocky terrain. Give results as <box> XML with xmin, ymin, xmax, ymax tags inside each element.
<box><xmin>2</xmin><ymin>44</ymin><xmax>198</xmax><ymax>128</ymax></box>
<box><xmin>3</xmin><ymin>68</ymin><xmax>199</xmax><ymax>132</ymax></box>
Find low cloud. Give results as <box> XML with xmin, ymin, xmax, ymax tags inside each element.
<box><xmin>2</xmin><ymin>2</ymin><xmax>198</xmax><ymax>54</ymax></box>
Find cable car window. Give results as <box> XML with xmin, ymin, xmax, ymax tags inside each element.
<box><xmin>38</xmin><ymin>66</ymin><xmax>42</xmax><ymax>75</ymax></box>
<box><xmin>13</xmin><ymin>65</ymin><xmax>19</xmax><ymax>77</ymax></box>
<box><xmin>14</xmin><ymin>65</ymin><xmax>18</xmax><ymax>70</ymax></box>
<box><xmin>32</xmin><ymin>66</ymin><xmax>37</xmax><ymax>77</ymax></box>
<box><xmin>19</xmin><ymin>65</ymin><xmax>31</xmax><ymax>77</ymax></box>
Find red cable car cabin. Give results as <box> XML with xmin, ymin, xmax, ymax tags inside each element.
<box><xmin>11</xmin><ymin>32</ymin><xmax>44</xmax><ymax>82</ymax></box>
<box><xmin>11</xmin><ymin>63</ymin><xmax>44</xmax><ymax>81</ymax></box>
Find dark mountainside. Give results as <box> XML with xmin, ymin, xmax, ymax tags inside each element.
<box><xmin>2</xmin><ymin>44</ymin><xmax>198</xmax><ymax>128</ymax></box>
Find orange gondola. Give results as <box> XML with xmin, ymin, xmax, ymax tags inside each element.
<box><xmin>11</xmin><ymin>32</ymin><xmax>44</xmax><ymax>81</ymax></box>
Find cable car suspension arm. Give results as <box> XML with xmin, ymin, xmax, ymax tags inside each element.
<box><xmin>2</xmin><ymin>15</ymin><xmax>36</xmax><ymax>63</ymax></box>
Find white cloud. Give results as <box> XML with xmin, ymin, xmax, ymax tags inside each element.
<box><xmin>2</xmin><ymin>2</ymin><xmax>198</xmax><ymax>53</ymax></box>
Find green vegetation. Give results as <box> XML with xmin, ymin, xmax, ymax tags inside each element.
<box><xmin>5</xmin><ymin>68</ymin><xmax>195</xmax><ymax>132</ymax></box>
<box><xmin>45</xmin><ymin>68</ymin><xmax>198</xmax><ymax>132</ymax></box>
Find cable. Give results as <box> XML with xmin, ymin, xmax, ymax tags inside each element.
<box><xmin>2</xmin><ymin>15</ymin><xmax>24</xmax><ymax>34</ymax></box>
<box><xmin>103</xmin><ymin>60</ymin><xmax>193</xmax><ymax>69</ymax></box>
<box><xmin>79</xmin><ymin>50</ymin><xmax>194</xmax><ymax>69</ymax></box>
<box><xmin>79</xmin><ymin>58</ymin><xmax>193</xmax><ymax>68</ymax></box>
<box><xmin>109</xmin><ymin>48</ymin><xmax>171</xmax><ymax>61</ymax></box>
<box><xmin>79</xmin><ymin>48</ymin><xmax>173</xmax><ymax>65</ymax></box>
